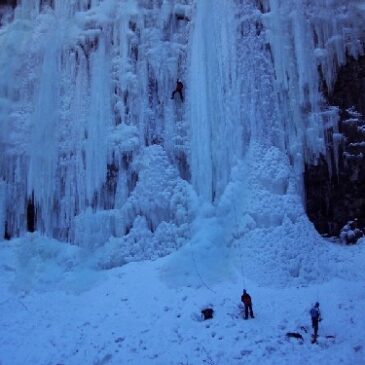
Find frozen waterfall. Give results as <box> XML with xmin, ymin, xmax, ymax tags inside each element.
<box><xmin>0</xmin><ymin>0</ymin><xmax>364</xmax><ymax>259</ymax></box>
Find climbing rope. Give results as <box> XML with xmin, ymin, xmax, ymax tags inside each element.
<box><xmin>190</xmin><ymin>241</ymin><xmax>217</xmax><ymax>294</ymax></box>
<box><xmin>231</xmin><ymin>197</ymin><xmax>247</xmax><ymax>291</ymax></box>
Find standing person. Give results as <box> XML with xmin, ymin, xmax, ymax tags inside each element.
<box><xmin>171</xmin><ymin>79</ymin><xmax>184</xmax><ymax>102</ymax></box>
<box><xmin>310</xmin><ymin>302</ymin><xmax>321</xmax><ymax>343</ymax></box>
<box><xmin>241</xmin><ymin>289</ymin><xmax>254</xmax><ymax>319</ymax></box>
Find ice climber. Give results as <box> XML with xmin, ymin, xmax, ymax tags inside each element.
<box><xmin>171</xmin><ymin>79</ymin><xmax>184</xmax><ymax>102</ymax></box>
<box><xmin>310</xmin><ymin>302</ymin><xmax>321</xmax><ymax>342</ymax></box>
<box><xmin>241</xmin><ymin>289</ymin><xmax>254</xmax><ymax>319</ymax></box>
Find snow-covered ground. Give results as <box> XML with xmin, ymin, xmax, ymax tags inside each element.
<box><xmin>1</xmin><ymin>230</ymin><xmax>364</xmax><ymax>365</ymax></box>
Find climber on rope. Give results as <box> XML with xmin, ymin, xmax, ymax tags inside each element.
<box><xmin>310</xmin><ymin>302</ymin><xmax>321</xmax><ymax>343</ymax></box>
<box><xmin>241</xmin><ymin>289</ymin><xmax>254</xmax><ymax>320</ymax></box>
<box><xmin>171</xmin><ymin>79</ymin><xmax>184</xmax><ymax>102</ymax></box>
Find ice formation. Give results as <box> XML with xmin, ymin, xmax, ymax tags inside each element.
<box><xmin>0</xmin><ymin>0</ymin><xmax>364</xmax><ymax>260</ymax></box>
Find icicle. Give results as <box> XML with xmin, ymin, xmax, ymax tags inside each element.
<box><xmin>27</xmin><ymin>24</ymin><xmax>60</xmax><ymax>234</ymax></box>
<box><xmin>188</xmin><ymin>0</ymin><xmax>241</xmax><ymax>202</ymax></box>
<box><xmin>84</xmin><ymin>34</ymin><xmax>111</xmax><ymax>204</ymax></box>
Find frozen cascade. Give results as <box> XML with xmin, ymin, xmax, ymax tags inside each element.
<box><xmin>188</xmin><ymin>0</ymin><xmax>241</xmax><ymax>202</ymax></box>
<box><xmin>85</xmin><ymin>34</ymin><xmax>111</xmax><ymax>203</ymax></box>
<box><xmin>28</xmin><ymin>24</ymin><xmax>60</xmax><ymax>234</ymax></box>
<box><xmin>0</xmin><ymin>0</ymin><xmax>364</xmax><ymax>260</ymax></box>
<box><xmin>263</xmin><ymin>0</ymin><xmax>365</xmax><ymax>172</ymax></box>
<box><xmin>0</xmin><ymin>0</ymin><xmax>194</xmax><ymax>253</ymax></box>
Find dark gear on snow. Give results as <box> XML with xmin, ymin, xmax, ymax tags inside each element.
<box><xmin>201</xmin><ymin>308</ymin><xmax>214</xmax><ymax>320</ymax></box>
<box><xmin>241</xmin><ymin>289</ymin><xmax>254</xmax><ymax>319</ymax></box>
<box><xmin>171</xmin><ymin>79</ymin><xmax>184</xmax><ymax>102</ymax></box>
<box><xmin>286</xmin><ymin>332</ymin><xmax>304</xmax><ymax>341</ymax></box>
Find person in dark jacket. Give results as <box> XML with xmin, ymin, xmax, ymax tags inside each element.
<box><xmin>241</xmin><ymin>289</ymin><xmax>254</xmax><ymax>319</ymax></box>
<box><xmin>171</xmin><ymin>79</ymin><xmax>184</xmax><ymax>102</ymax></box>
<box><xmin>310</xmin><ymin>302</ymin><xmax>321</xmax><ymax>342</ymax></box>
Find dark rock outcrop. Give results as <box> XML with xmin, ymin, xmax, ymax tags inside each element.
<box><xmin>305</xmin><ymin>56</ymin><xmax>365</xmax><ymax>238</ymax></box>
<box><xmin>0</xmin><ymin>0</ymin><xmax>17</xmax><ymax>8</ymax></box>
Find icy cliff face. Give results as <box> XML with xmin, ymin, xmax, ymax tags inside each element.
<box><xmin>0</xmin><ymin>0</ymin><xmax>364</xmax><ymax>258</ymax></box>
<box><xmin>0</xmin><ymin>0</ymin><xmax>195</xmax><ymax>257</ymax></box>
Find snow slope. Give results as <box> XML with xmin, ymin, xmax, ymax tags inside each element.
<box><xmin>0</xmin><ymin>232</ymin><xmax>364</xmax><ymax>365</ymax></box>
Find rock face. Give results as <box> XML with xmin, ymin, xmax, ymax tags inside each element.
<box><xmin>0</xmin><ymin>0</ymin><xmax>16</xmax><ymax>26</ymax></box>
<box><xmin>0</xmin><ymin>1</ymin><xmax>17</xmax><ymax>7</ymax></box>
<box><xmin>305</xmin><ymin>56</ymin><xmax>365</xmax><ymax>237</ymax></box>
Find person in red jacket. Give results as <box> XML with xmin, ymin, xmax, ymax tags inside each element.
<box><xmin>171</xmin><ymin>79</ymin><xmax>184</xmax><ymax>102</ymax></box>
<box><xmin>241</xmin><ymin>289</ymin><xmax>254</xmax><ymax>319</ymax></box>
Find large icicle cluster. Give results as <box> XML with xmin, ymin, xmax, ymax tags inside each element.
<box><xmin>187</xmin><ymin>0</ymin><xmax>364</xmax><ymax>205</ymax></box>
<box><xmin>0</xmin><ymin>0</ymin><xmax>364</xmax><ymax>260</ymax></box>
<box><xmin>0</xmin><ymin>0</ymin><xmax>195</xmax><ymax>258</ymax></box>
<box><xmin>262</xmin><ymin>0</ymin><xmax>365</xmax><ymax>174</ymax></box>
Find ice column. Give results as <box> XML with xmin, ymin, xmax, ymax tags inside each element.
<box><xmin>85</xmin><ymin>35</ymin><xmax>111</xmax><ymax>203</ymax></box>
<box><xmin>27</xmin><ymin>27</ymin><xmax>60</xmax><ymax>233</ymax></box>
<box><xmin>188</xmin><ymin>0</ymin><xmax>241</xmax><ymax>202</ymax></box>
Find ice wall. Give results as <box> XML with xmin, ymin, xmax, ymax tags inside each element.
<box><xmin>0</xmin><ymin>0</ymin><xmax>364</xmax><ymax>255</ymax></box>
<box><xmin>0</xmin><ymin>0</ymin><xmax>195</xmax><ymax>254</ymax></box>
